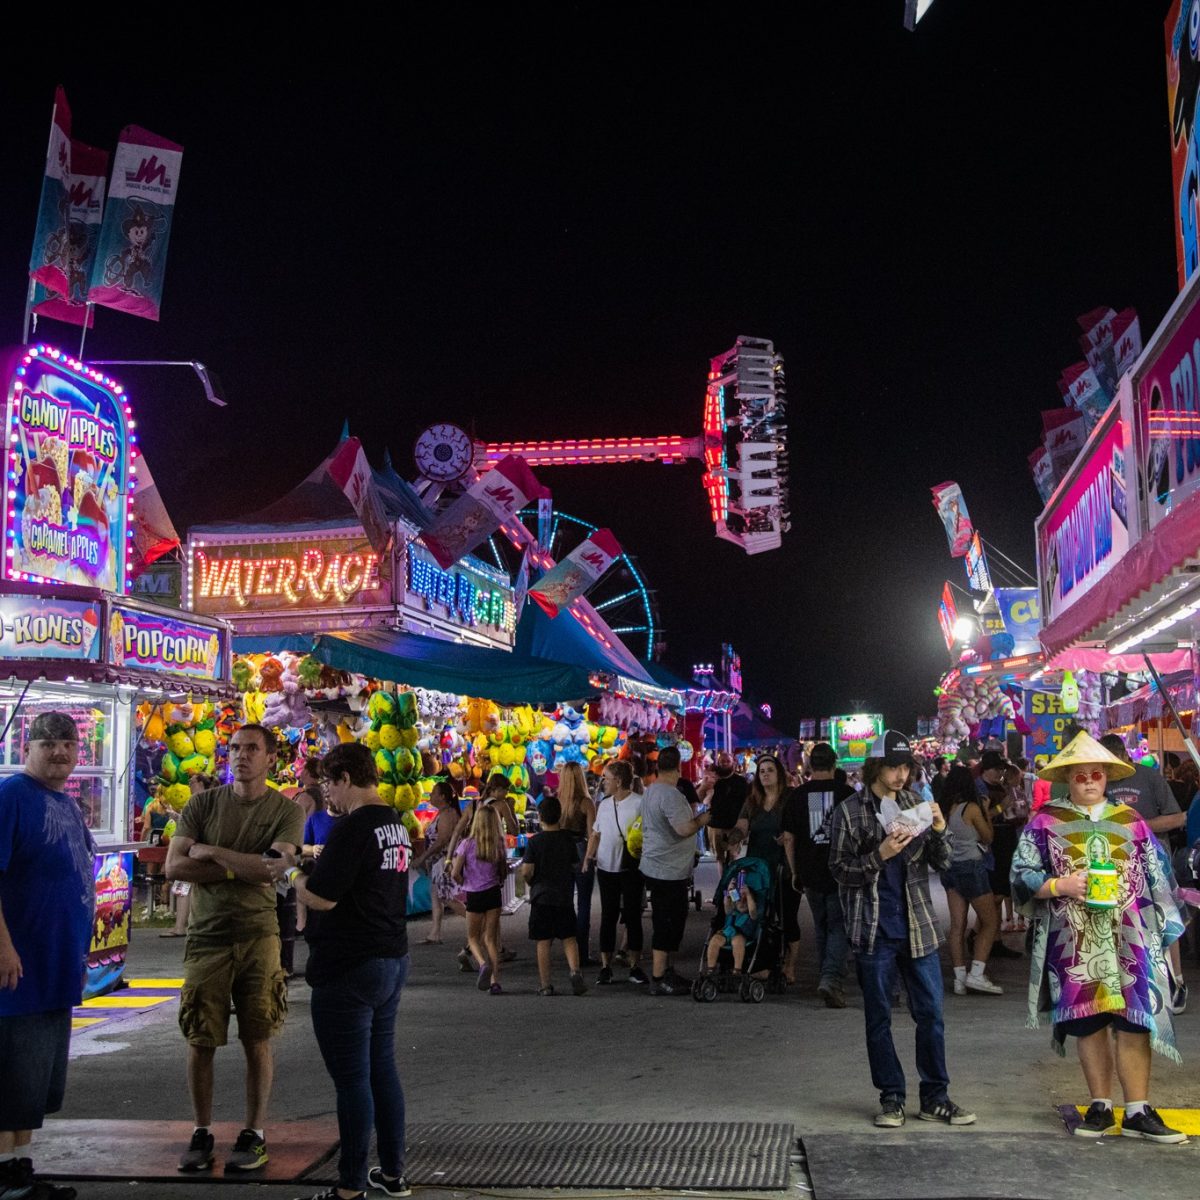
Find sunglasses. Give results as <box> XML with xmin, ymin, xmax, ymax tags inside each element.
<box><xmin>1071</xmin><ymin>770</ymin><xmax>1106</xmax><ymax>784</ymax></box>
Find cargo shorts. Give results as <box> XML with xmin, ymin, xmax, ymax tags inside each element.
<box><xmin>179</xmin><ymin>934</ymin><xmax>288</xmax><ymax>1047</ymax></box>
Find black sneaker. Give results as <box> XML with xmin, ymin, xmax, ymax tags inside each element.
<box><xmin>918</xmin><ymin>1099</ymin><xmax>977</xmax><ymax>1126</ymax></box>
<box><xmin>628</xmin><ymin>966</ymin><xmax>649</xmax><ymax>985</ymax></box>
<box><xmin>1120</xmin><ymin>1106</ymin><xmax>1187</xmax><ymax>1143</ymax></box>
<box><xmin>664</xmin><ymin>967</ymin><xmax>692</xmax><ymax>990</ymax></box>
<box><xmin>597</xmin><ymin>965</ymin><xmax>614</xmax><ymax>985</ymax></box>
<box><xmin>368</xmin><ymin>1167</ymin><xmax>413</xmax><ymax>1196</ymax></box>
<box><xmin>4</xmin><ymin>1159</ymin><xmax>77</xmax><ymax>1199</ymax></box>
<box><xmin>648</xmin><ymin>974</ymin><xmax>688</xmax><ymax>996</ymax></box>
<box><xmin>226</xmin><ymin>1128</ymin><xmax>269</xmax><ymax>1171</ymax></box>
<box><xmin>874</xmin><ymin>1099</ymin><xmax>905</xmax><ymax>1127</ymax></box>
<box><xmin>1073</xmin><ymin>1102</ymin><xmax>1116</xmax><ymax>1138</ymax></box>
<box><xmin>177</xmin><ymin>1128</ymin><xmax>216</xmax><ymax>1172</ymax></box>
<box><xmin>569</xmin><ymin>970</ymin><xmax>589</xmax><ymax>995</ymax></box>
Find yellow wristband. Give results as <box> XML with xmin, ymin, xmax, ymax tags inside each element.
<box><xmin>225</xmin><ymin>868</ymin><xmax>235</xmax><ymax>881</ymax></box>
<box><xmin>1049</xmin><ymin>877</ymin><xmax>1058</xmax><ymax>897</ymax></box>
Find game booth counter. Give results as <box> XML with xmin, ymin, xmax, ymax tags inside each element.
<box><xmin>0</xmin><ymin>342</ymin><xmax>234</xmax><ymax>997</ymax></box>
<box><xmin>1036</xmin><ymin>275</ymin><xmax>1200</xmax><ymax>765</ymax></box>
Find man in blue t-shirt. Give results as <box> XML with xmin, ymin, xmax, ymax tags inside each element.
<box><xmin>0</xmin><ymin>710</ymin><xmax>94</xmax><ymax>1200</ymax></box>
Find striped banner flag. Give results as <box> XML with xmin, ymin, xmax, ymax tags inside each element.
<box><xmin>28</xmin><ymin>87</ymin><xmax>74</xmax><ymax>296</ymax></box>
<box><xmin>530</xmin><ymin>528</ymin><xmax>621</xmax><ymax>618</ymax></box>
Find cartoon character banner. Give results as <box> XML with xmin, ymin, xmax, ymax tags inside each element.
<box><xmin>0</xmin><ymin>594</ymin><xmax>101</xmax><ymax>660</ymax></box>
<box><xmin>1167</xmin><ymin>0</ymin><xmax>1200</xmax><ymax>290</ymax></box>
<box><xmin>28</xmin><ymin>88</ymin><xmax>74</xmax><ymax>296</ymax></box>
<box><xmin>87</xmin><ymin>126</ymin><xmax>183</xmax><ymax>321</ymax></box>
<box><xmin>3</xmin><ymin>349</ymin><xmax>129</xmax><ymax>592</ymax></box>
<box><xmin>529</xmin><ymin>528</ymin><xmax>621</xmax><ymax>618</ymax></box>
<box><xmin>326</xmin><ymin>436</ymin><xmax>393</xmax><ymax>568</ymax></box>
<box><xmin>931</xmin><ymin>481</ymin><xmax>973</xmax><ymax>557</ymax></box>
<box><xmin>107</xmin><ymin>604</ymin><xmax>223</xmax><ymax>681</ymax></box>
<box><xmin>964</xmin><ymin>530</ymin><xmax>991</xmax><ymax>593</ymax></box>
<box><xmin>420</xmin><ymin>454</ymin><xmax>546</xmax><ymax>570</ymax></box>
<box><xmin>31</xmin><ymin>140</ymin><xmax>108</xmax><ymax>328</ymax></box>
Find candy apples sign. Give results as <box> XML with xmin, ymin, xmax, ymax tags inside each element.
<box><xmin>1</xmin><ymin>346</ymin><xmax>133</xmax><ymax>593</ymax></box>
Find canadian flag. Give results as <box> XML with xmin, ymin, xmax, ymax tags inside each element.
<box><xmin>327</xmin><ymin>437</ymin><xmax>394</xmax><ymax>569</ymax></box>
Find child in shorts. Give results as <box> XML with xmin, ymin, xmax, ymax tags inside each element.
<box><xmin>704</xmin><ymin>826</ymin><xmax>763</xmax><ymax>976</ymax></box>
<box><xmin>519</xmin><ymin>795</ymin><xmax>588</xmax><ymax>996</ymax></box>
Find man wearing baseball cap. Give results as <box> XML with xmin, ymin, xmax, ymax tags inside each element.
<box><xmin>830</xmin><ymin>730</ymin><xmax>975</xmax><ymax>1128</ymax></box>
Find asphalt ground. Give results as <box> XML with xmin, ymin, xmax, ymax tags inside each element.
<box><xmin>43</xmin><ymin>882</ymin><xmax>1200</xmax><ymax>1199</ymax></box>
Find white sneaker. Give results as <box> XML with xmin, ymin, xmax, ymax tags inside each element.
<box><xmin>965</xmin><ymin>972</ymin><xmax>1003</xmax><ymax>994</ymax></box>
<box><xmin>953</xmin><ymin>978</ymin><xmax>967</xmax><ymax>995</ymax></box>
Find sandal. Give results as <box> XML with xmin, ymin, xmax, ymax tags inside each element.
<box><xmin>537</xmin><ymin>985</ymin><xmax>555</xmax><ymax>996</ymax></box>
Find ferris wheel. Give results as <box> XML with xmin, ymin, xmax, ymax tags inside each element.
<box><xmin>483</xmin><ymin>507</ymin><xmax>661</xmax><ymax>661</ymax></box>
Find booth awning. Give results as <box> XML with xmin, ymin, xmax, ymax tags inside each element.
<box><xmin>1103</xmin><ymin>670</ymin><xmax>1196</xmax><ymax>729</ymax></box>
<box><xmin>234</xmin><ymin>628</ymin><xmax>595</xmax><ymax>705</ymax></box>
<box><xmin>516</xmin><ymin>601</ymin><xmax>653</xmax><ymax>684</ymax></box>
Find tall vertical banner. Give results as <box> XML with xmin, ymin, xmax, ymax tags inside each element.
<box><xmin>28</xmin><ymin>88</ymin><xmax>74</xmax><ymax>296</ymax></box>
<box><xmin>931</xmin><ymin>481</ymin><xmax>973</xmax><ymax>556</ymax></box>
<box><xmin>964</xmin><ymin>530</ymin><xmax>991</xmax><ymax>592</ymax></box>
<box><xmin>938</xmin><ymin>581</ymin><xmax>958</xmax><ymax>651</ymax></box>
<box><xmin>420</xmin><ymin>455</ymin><xmax>546</xmax><ymax>570</ymax></box>
<box><xmin>1167</xmin><ymin>0</ymin><xmax>1198</xmax><ymax>291</ymax></box>
<box><xmin>88</xmin><ymin>126</ymin><xmax>183</xmax><ymax>321</ymax></box>
<box><xmin>326</xmin><ymin>436</ymin><xmax>393</xmax><ymax>566</ymax></box>
<box><xmin>529</xmin><ymin>528</ymin><xmax>621</xmax><ymax>618</ymax></box>
<box><xmin>31</xmin><ymin>141</ymin><xmax>109</xmax><ymax>327</ymax></box>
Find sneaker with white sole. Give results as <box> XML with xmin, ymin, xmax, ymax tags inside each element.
<box><xmin>177</xmin><ymin>1128</ymin><xmax>215</xmax><ymax>1173</ymax></box>
<box><xmin>368</xmin><ymin>1166</ymin><xmax>413</xmax><ymax>1196</ymax></box>
<box><xmin>1120</xmin><ymin>1106</ymin><xmax>1187</xmax><ymax>1143</ymax></box>
<box><xmin>1073</xmin><ymin>1102</ymin><xmax>1116</xmax><ymax>1138</ymax></box>
<box><xmin>919</xmin><ymin>1100</ymin><xmax>976</xmax><ymax>1125</ymax></box>
<box><xmin>953</xmin><ymin>978</ymin><xmax>967</xmax><ymax>996</ymax></box>
<box><xmin>226</xmin><ymin>1128</ymin><xmax>268</xmax><ymax>1171</ymax></box>
<box><xmin>965</xmin><ymin>972</ymin><xmax>1003</xmax><ymax>995</ymax></box>
<box><xmin>874</xmin><ymin>1099</ymin><xmax>905</xmax><ymax>1127</ymax></box>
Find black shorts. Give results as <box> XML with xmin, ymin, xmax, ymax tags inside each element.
<box><xmin>465</xmin><ymin>885</ymin><xmax>503</xmax><ymax>914</ymax></box>
<box><xmin>529</xmin><ymin>902</ymin><xmax>577</xmax><ymax>942</ymax></box>
<box><xmin>1055</xmin><ymin>1012</ymin><xmax>1144</xmax><ymax>1041</ymax></box>
<box><xmin>644</xmin><ymin>874</ymin><xmax>691</xmax><ymax>953</ymax></box>
<box><xmin>0</xmin><ymin>1008</ymin><xmax>72</xmax><ymax>1130</ymax></box>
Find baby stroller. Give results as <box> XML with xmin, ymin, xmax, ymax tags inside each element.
<box><xmin>692</xmin><ymin>856</ymin><xmax>785</xmax><ymax>1004</ymax></box>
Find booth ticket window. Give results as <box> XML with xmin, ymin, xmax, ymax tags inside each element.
<box><xmin>0</xmin><ymin>693</ymin><xmax>117</xmax><ymax>838</ymax></box>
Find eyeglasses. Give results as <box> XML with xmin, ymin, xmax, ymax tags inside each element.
<box><xmin>1071</xmin><ymin>770</ymin><xmax>1106</xmax><ymax>784</ymax></box>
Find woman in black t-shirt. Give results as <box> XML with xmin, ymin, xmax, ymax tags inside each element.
<box><xmin>271</xmin><ymin>742</ymin><xmax>412</xmax><ymax>1200</ymax></box>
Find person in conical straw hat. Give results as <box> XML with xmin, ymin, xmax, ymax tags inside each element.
<box><xmin>1010</xmin><ymin>731</ymin><xmax>1187</xmax><ymax>1144</ymax></box>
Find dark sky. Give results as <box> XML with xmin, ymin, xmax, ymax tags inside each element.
<box><xmin>0</xmin><ymin>3</ymin><xmax>1182</xmax><ymax>731</ymax></box>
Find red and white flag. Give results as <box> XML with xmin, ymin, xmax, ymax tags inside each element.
<box><xmin>28</xmin><ymin>87</ymin><xmax>74</xmax><ymax>295</ymax></box>
<box><xmin>530</xmin><ymin>528</ymin><xmax>621</xmax><ymax>618</ymax></box>
<box><xmin>327</xmin><ymin>437</ymin><xmax>394</xmax><ymax>565</ymax></box>
<box><xmin>420</xmin><ymin>455</ymin><xmax>545</xmax><ymax>570</ymax></box>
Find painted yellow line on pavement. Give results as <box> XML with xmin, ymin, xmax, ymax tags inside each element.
<box><xmin>81</xmin><ymin>994</ymin><xmax>172</xmax><ymax>1009</ymax></box>
<box><xmin>71</xmin><ymin>1017</ymin><xmax>107</xmax><ymax>1029</ymax></box>
<box><xmin>124</xmin><ymin>978</ymin><xmax>184</xmax><ymax>988</ymax></box>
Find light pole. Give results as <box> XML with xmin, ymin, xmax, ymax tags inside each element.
<box><xmin>86</xmin><ymin>360</ymin><xmax>228</xmax><ymax>407</ymax></box>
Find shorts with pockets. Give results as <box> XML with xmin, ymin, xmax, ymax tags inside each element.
<box><xmin>179</xmin><ymin>934</ymin><xmax>287</xmax><ymax>1047</ymax></box>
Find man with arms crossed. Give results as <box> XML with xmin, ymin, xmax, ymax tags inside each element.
<box><xmin>167</xmin><ymin>724</ymin><xmax>303</xmax><ymax>1173</ymax></box>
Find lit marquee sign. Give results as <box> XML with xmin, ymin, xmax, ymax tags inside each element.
<box><xmin>2</xmin><ymin>345</ymin><xmax>135</xmax><ymax>593</ymax></box>
<box><xmin>188</xmin><ymin>534</ymin><xmax>389</xmax><ymax>615</ymax></box>
<box><xmin>405</xmin><ymin>544</ymin><xmax>515</xmax><ymax>642</ymax></box>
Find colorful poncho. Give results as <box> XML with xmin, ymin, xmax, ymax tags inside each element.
<box><xmin>1010</xmin><ymin>799</ymin><xmax>1184</xmax><ymax>1063</ymax></box>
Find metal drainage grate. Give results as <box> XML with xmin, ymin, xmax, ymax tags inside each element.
<box><xmin>309</xmin><ymin>1120</ymin><xmax>794</xmax><ymax>1190</ymax></box>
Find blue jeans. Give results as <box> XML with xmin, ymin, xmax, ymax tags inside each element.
<box><xmin>854</xmin><ymin>936</ymin><xmax>949</xmax><ymax>1107</ymax></box>
<box><xmin>805</xmin><ymin>888</ymin><xmax>849</xmax><ymax>990</ymax></box>
<box><xmin>310</xmin><ymin>955</ymin><xmax>409</xmax><ymax>1192</ymax></box>
<box><xmin>574</xmin><ymin>861</ymin><xmax>596</xmax><ymax>958</ymax></box>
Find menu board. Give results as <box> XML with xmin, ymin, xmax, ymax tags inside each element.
<box><xmin>3</xmin><ymin>348</ymin><xmax>130</xmax><ymax>592</ymax></box>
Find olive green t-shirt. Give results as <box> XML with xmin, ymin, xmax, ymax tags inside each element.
<box><xmin>176</xmin><ymin>785</ymin><xmax>304</xmax><ymax>942</ymax></box>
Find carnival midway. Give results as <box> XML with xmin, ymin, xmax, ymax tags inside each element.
<box><xmin>4</xmin><ymin>12</ymin><xmax>1200</xmax><ymax>1200</ymax></box>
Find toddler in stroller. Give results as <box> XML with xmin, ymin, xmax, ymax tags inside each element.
<box><xmin>693</xmin><ymin>827</ymin><xmax>776</xmax><ymax>1003</ymax></box>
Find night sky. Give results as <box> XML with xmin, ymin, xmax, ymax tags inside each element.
<box><xmin>0</xmin><ymin>4</ymin><xmax>1182</xmax><ymax>732</ymax></box>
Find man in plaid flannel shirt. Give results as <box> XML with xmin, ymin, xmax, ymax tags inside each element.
<box><xmin>830</xmin><ymin>730</ymin><xmax>976</xmax><ymax>1130</ymax></box>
